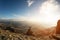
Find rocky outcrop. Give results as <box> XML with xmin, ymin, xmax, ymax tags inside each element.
<box><xmin>26</xmin><ymin>27</ymin><xmax>33</xmax><ymax>36</ymax></box>
<box><xmin>56</xmin><ymin>20</ymin><xmax>60</xmax><ymax>34</ymax></box>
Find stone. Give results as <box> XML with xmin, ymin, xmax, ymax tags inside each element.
<box><xmin>56</xmin><ymin>20</ymin><xmax>60</xmax><ymax>34</ymax></box>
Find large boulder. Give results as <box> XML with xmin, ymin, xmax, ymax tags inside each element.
<box><xmin>56</xmin><ymin>20</ymin><xmax>60</xmax><ymax>34</ymax></box>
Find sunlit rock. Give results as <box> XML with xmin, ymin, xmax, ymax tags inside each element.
<box><xmin>56</xmin><ymin>20</ymin><xmax>60</xmax><ymax>34</ymax></box>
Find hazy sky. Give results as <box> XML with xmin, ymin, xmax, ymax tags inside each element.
<box><xmin>0</xmin><ymin>0</ymin><xmax>60</xmax><ymax>28</ymax></box>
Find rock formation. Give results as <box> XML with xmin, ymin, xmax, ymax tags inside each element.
<box><xmin>56</xmin><ymin>20</ymin><xmax>60</xmax><ymax>34</ymax></box>
<box><xmin>26</xmin><ymin>27</ymin><xmax>33</xmax><ymax>36</ymax></box>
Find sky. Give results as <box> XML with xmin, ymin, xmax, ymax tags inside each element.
<box><xmin>0</xmin><ymin>0</ymin><xmax>60</xmax><ymax>28</ymax></box>
<box><xmin>0</xmin><ymin>0</ymin><xmax>46</xmax><ymax>19</ymax></box>
<box><xmin>0</xmin><ymin>0</ymin><xmax>28</xmax><ymax>18</ymax></box>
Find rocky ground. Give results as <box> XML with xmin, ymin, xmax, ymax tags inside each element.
<box><xmin>0</xmin><ymin>20</ymin><xmax>59</xmax><ymax>40</ymax></box>
<box><xmin>0</xmin><ymin>28</ymin><xmax>57</xmax><ymax>40</ymax></box>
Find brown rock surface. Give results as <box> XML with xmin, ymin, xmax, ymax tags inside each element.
<box><xmin>56</xmin><ymin>20</ymin><xmax>60</xmax><ymax>34</ymax></box>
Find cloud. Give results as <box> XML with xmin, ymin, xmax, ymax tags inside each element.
<box><xmin>0</xmin><ymin>17</ymin><xmax>10</xmax><ymax>20</ymax></box>
<box><xmin>12</xmin><ymin>14</ymin><xmax>29</xmax><ymax>21</ymax></box>
<box><xmin>38</xmin><ymin>0</ymin><xmax>60</xmax><ymax>27</ymax></box>
<box><xmin>27</xmin><ymin>0</ymin><xmax>34</xmax><ymax>7</ymax></box>
<box><xmin>13</xmin><ymin>0</ymin><xmax>60</xmax><ymax>28</ymax></box>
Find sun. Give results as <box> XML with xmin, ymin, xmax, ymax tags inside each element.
<box><xmin>27</xmin><ymin>0</ymin><xmax>60</xmax><ymax>28</ymax></box>
<box><xmin>17</xmin><ymin>0</ymin><xmax>60</xmax><ymax>28</ymax></box>
<box><xmin>34</xmin><ymin>0</ymin><xmax>60</xmax><ymax>28</ymax></box>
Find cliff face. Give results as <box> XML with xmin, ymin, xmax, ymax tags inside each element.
<box><xmin>56</xmin><ymin>20</ymin><xmax>60</xmax><ymax>34</ymax></box>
